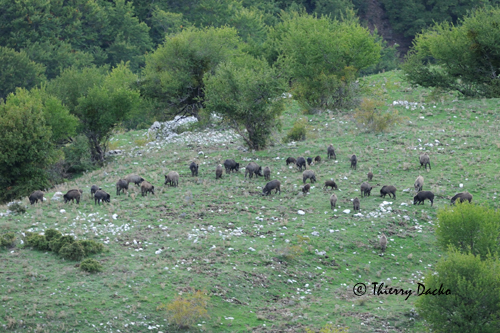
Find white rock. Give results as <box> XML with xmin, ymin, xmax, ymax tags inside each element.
<box><xmin>60</xmin><ymin>209</ymin><xmax>66</xmax><ymax>213</ymax></box>
<box><xmin>343</xmin><ymin>209</ymin><xmax>351</xmax><ymax>214</ymax></box>
<box><xmin>297</xmin><ymin>210</ymin><xmax>305</xmax><ymax>215</ymax></box>
<box><xmin>459</xmin><ymin>184</ymin><xmax>463</xmax><ymax>188</ymax></box>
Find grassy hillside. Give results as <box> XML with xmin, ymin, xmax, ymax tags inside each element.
<box><xmin>1</xmin><ymin>70</ymin><xmax>499</xmax><ymax>332</ymax></box>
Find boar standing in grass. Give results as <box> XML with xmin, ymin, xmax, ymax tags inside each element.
<box><xmin>223</xmin><ymin>159</ymin><xmax>239</xmax><ymax>174</ymax></box>
<box><xmin>125</xmin><ymin>174</ymin><xmax>145</xmax><ymax>186</ymax></box>
<box><xmin>324</xmin><ymin>180</ymin><xmax>338</xmax><ymax>190</ymax></box>
<box><xmin>302</xmin><ymin>170</ymin><xmax>316</xmax><ymax>184</ymax></box>
<box><xmin>64</xmin><ymin>189</ymin><xmax>82</xmax><ymax>204</ymax></box>
<box><xmin>314</xmin><ymin>155</ymin><xmax>321</xmax><ymax>164</ymax></box>
<box><xmin>164</xmin><ymin>171</ymin><xmax>179</xmax><ymax>187</ymax></box>
<box><xmin>451</xmin><ymin>192</ymin><xmax>473</xmax><ymax>204</ymax></box>
<box><xmin>350</xmin><ymin>154</ymin><xmax>357</xmax><ymax>170</ymax></box>
<box><xmin>141</xmin><ymin>181</ymin><xmax>155</xmax><ymax>196</ymax></box>
<box><xmin>245</xmin><ymin>162</ymin><xmax>262</xmax><ymax>179</ymax></box>
<box><xmin>189</xmin><ymin>162</ymin><xmax>199</xmax><ymax>176</ymax></box>
<box><xmin>367</xmin><ymin>171</ymin><xmax>373</xmax><ymax>181</ymax></box>
<box><xmin>360</xmin><ymin>182</ymin><xmax>373</xmax><ymax>197</ymax></box>
<box><xmin>262</xmin><ymin>180</ymin><xmax>281</xmax><ymax>196</ymax></box>
<box><xmin>307</xmin><ymin>157</ymin><xmax>313</xmax><ymax>166</ymax></box>
<box><xmin>414</xmin><ymin>191</ymin><xmax>434</xmax><ymax>206</ymax></box>
<box><xmin>330</xmin><ymin>193</ymin><xmax>338</xmax><ymax>209</ymax></box>
<box><xmin>29</xmin><ymin>190</ymin><xmax>44</xmax><ymax>205</ymax></box>
<box><xmin>380</xmin><ymin>185</ymin><xmax>397</xmax><ymax>199</ymax></box>
<box><xmin>327</xmin><ymin>144</ymin><xmax>336</xmax><ymax>160</ymax></box>
<box><xmin>379</xmin><ymin>234</ymin><xmax>387</xmax><ymax>252</ymax></box>
<box><xmin>353</xmin><ymin>197</ymin><xmax>360</xmax><ymax>211</ymax></box>
<box><xmin>94</xmin><ymin>190</ymin><xmax>110</xmax><ymax>205</ymax></box>
<box><xmin>263</xmin><ymin>166</ymin><xmax>271</xmax><ymax>181</ymax></box>
<box><xmin>296</xmin><ymin>157</ymin><xmax>307</xmax><ymax>171</ymax></box>
<box><xmin>116</xmin><ymin>179</ymin><xmax>128</xmax><ymax>195</ymax></box>
<box><xmin>414</xmin><ymin>175</ymin><xmax>424</xmax><ymax>192</ymax></box>
<box><xmin>419</xmin><ymin>153</ymin><xmax>431</xmax><ymax>170</ymax></box>
<box><xmin>216</xmin><ymin>165</ymin><xmax>223</xmax><ymax>180</ymax></box>
<box><xmin>286</xmin><ymin>157</ymin><xmax>296</xmax><ymax>166</ymax></box>
<box><xmin>90</xmin><ymin>185</ymin><xmax>101</xmax><ymax>197</ymax></box>
<box><xmin>302</xmin><ymin>184</ymin><xmax>310</xmax><ymax>194</ymax></box>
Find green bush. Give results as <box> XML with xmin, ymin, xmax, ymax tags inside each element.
<box><xmin>59</xmin><ymin>241</ymin><xmax>85</xmax><ymax>261</ymax></box>
<box><xmin>62</xmin><ymin>134</ymin><xmax>94</xmax><ymax>174</ymax></box>
<box><xmin>80</xmin><ymin>258</ymin><xmax>103</xmax><ymax>273</ymax></box>
<box><xmin>79</xmin><ymin>240</ymin><xmax>104</xmax><ymax>255</ymax></box>
<box><xmin>0</xmin><ymin>233</ymin><xmax>16</xmax><ymax>248</ymax></box>
<box><xmin>8</xmin><ymin>202</ymin><xmax>26</xmax><ymax>215</ymax></box>
<box><xmin>26</xmin><ymin>234</ymin><xmax>50</xmax><ymax>251</ymax></box>
<box><xmin>49</xmin><ymin>235</ymin><xmax>75</xmax><ymax>254</ymax></box>
<box><xmin>283</xmin><ymin>118</ymin><xmax>308</xmax><ymax>143</ymax></box>
<box><xmin>354</xmin><ymin>99</ymin><xmax>403</xmax><ymax>133</ymax></box>
<box><xmin>44</xmin><ymin>229</ymin><xmax>62</xmax><ymax>242</ymax></box>
<box><xmin>415</xmin><ymin>250</ymin><xmax>500</xmax><ymax>332</ymax></box>
<box><xmin>435</xmin><ymin>203</ymin><xmax>500</xmax><ymax>259</ymax></box>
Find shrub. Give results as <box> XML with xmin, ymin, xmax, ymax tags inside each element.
<box><xmin>62</xmin><ymin>134</ymin><xmax>95</xmax><ymax>174</ymax></box>
<box><xmin>0</xmin><ymin>233</ymin><xmax>16</xmax><ymax>248</ymax></box>
<box><xmin>80</xmin><ymin>258</ymin><xmax>103</xmax><ymax>273</ymax></box>
<box><xmin>8</xmin><ymin>202</ymin><xmax>26</xmax><ymax>215</ymax></box>
<box><xmin>415</xmin><ymin>250</ymin><xmax>500</xmax><ymax>332</ymax></box>
<box><xmin>276</xmin><ymin>245</ymin><xmax>304</xmax><ymax>260</ymax></box>
<box><xmin>354</xmin><ymin>98</ymin><xmax>402</xmax><ymax>133</ymax></box>
<box><xmin>158</xmin><ymin>290</ymin><xmax>210</xmax><ymax>328</ymax></box>
<box><xmin>435</xmin><ymin>203</ymin><xmax>500</xmax><ymax>259</ymax></box>
<box><xmin>283</xmin><ymin>118</ymin><xmax>307</xmax><ymax>143</ymax></box>
<box><xmin>49</xmin><ymin>235</ymin><xmax>75</xmax><ymax>254</ymax></box>
<box><xmin>79</xmin><ymin>240</ymin><xmax>104</xmax><ymax>255</ymax></box>
<box><xmin>26</xmin><ymin>234</ymin><xmax>50</xmax><ymax>251</ymax></box>
<box><xmin>44</xmin><ymin>229</ymin><xmax>62</xmax><ymax>242</ymax></box>
<box><xmin>59</xmin><ymin>241</ymin><xmax>85</xmax><ymax>261</ymax></box>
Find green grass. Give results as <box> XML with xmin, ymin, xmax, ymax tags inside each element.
<box><xmin>1</xmin><ymin>70</ymin><xmax>500</xmax><ymax>332</ymax></box>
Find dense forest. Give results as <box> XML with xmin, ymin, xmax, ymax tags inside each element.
<box><xmin>1</xmin><ymin>0</ymin><xmax>499</xmax><ymax>201</ymax></box>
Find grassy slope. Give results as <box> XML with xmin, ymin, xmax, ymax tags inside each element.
<box><xmin>1</xmin><ymin>70</ymin><xmax>500</xmax><ymax>332</ymax></box>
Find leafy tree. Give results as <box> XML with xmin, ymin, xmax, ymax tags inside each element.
<box><xmin>141</xmin><ymin>26</ymin><xmax>241</xmax><ymax>119</ymax></box>
<box><xmin>402</xmin><ymin>6</ymin><xmax>500</xmax><ymax>97</ymax></box>
<box><xmin>269</xmin><ymin>10</ymin><xmax>381</xmax><ymax>109</ymax></box>
<box><xmin>0</xmin><ymin>89</ymin><xmax>58</xmax><ymax>202</ymax></box>
<box><xmin>0</xmin><ymin>47</ymin><xmax>46</xmax><ymax>100</ymax></box>
<box><xmin>415</xmin><ymin>250</ymin><xmax>500</xmax><ymax>332</ymax></box>
<box><xmin>435</xmin><ymin>202</ymin><xmax>500</xmax><ymax>259</ymax></box>
<box><xmin>204</xmin><ymin>55</ymin><xmax>286</xmax><ymax>149</ymax></box>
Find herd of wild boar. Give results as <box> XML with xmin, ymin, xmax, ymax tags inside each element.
<box><xmin>28</xmin><ymin>144</ymin><xmax>473</xmax><ymax>214</ymax></box>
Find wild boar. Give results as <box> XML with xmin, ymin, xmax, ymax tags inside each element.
<box><xmin>419</xmin><ymin>153</ymin><xmax>431</xmax><ymax>170</ymax></box>
<box><xmin>360</xmin><ymin>182</ymin><xmax>373</xmax><ymax>197</ymax></box>
<box><xmin>302</xmin><ymin>183</ymin><xmax>311</xmax><ymax>194</ymax></box>
<box><xmin>414</xmin><ymin>175</ymin><xmax>424</xmax><ymax>192</ymax></box>
<box><xmin>64</xmin><ymin>189</ymin><xmax>82</xmax><ymax>204</ymax></box>
<box><xmin>245</xmin><ymin>162</ymin><xmax>262</xmax><ymax>179</ymax></box>
<box><xmin>330</xmin><ymin>193</ymin><xmax>338</xmax><ymax>209</ymax></box>
<box><xmin>327</xmin><ymin>144</ymin><xmax>336</xmax><ymax>160</ymax></box>
<box><xmin>353</xmin><ymin>197</ymin><xmax>360</xmax><ymax>211</ymax></box>
<box><xmin>164</xmin><ymin>171</ymin><xmax>179</xmax><ymax>187</ymax></box>
<box><xmin>296</xmin><ymin>157</ymin><xmax>307</xmax><ymax>171</ymax></box>
<box><xmin>314</xmin><ymin>155</ymin><xmax>321</xmax><ymax>164</ymax></box>
<box><xmin>262</xmin><ymin>180</ymin><xmax>281</xmax><ymax>196</ymax></box>
<box><xmin>263</xmin><ymin>166</ymin><xmax>271</xmax><ymax>181</ymax></box>
<box><xmin>367</xmin><ymin>171</ymin><xmax>373</xmax><ymax>181</ymax></box>
<box><xmin>94</xmin><ymin>190</ymin><xmax>110</xmax><ymax>205</ymax></box>
<box><xmin>414</xmin><ymin>191</ymin><xmax>434</xmax><ymax>206</ymax></box>
<box><xmin>379</xmin><ymin>234</ymin><xmax>387</xmax><ymax>252</ymax></box>
<box><xmin>451</xmin><ymin>192</ymin><xmax>473</xmax><ymax>204</ymax></box>
<box><xmin>90</xmin><ymin>185</ymin><xmax>101</xmax><ymax>197</ymax></box>
<box><xmin>324</xmin><ymin>180</ymin><xmax>338</xmax><ymax>190</ymax></box>
<box><xmin>307</xmin><ymin>157</ymin><xmax>313</xmax><ymax>166</ymax></box>
<box><xmin>216</xmin><ymin>165</ymin><xmax>223</xmax><ymax>180</ymax></box>
<box><xmin>302</xmin><ymin>170</ymin><xmax>316</xmax><ymax>184</ymax></box>
<box><xmin>286</xmin><ymin>157</ymin><xmax>296</xmax><ymax>166</ymax></box>
<box><xmin>380</xmin><ymin>185</ymin><xmax>397</xmax><ymax>199</ymax></box>
<box><xmin>141</xmin><ymin>181</ymin><xmax>155</xmax><ymax>196</ymax></box>
<box><xmin>223</xmin><ymin>159</ymin><xmax>240</xmax><ymax>174</ymax></box>
<box><xmin>350</xmin><ymin>154</ymin><xmax>357</xmax><ymax>170</ymax></box>
<box><xmin>29</xmin><ymin>190</ymin><xmax>44</xmax><ymax>205</ymax></box>
<box><xmin>125</xmin><ymin>174</ymin><xmax>145</xmax><ymax>186</ymax></box>
<box><xmin>189</xmin><ymin>162</ymin><xmax>199</xmax><ymax>176</ymax></box>
<box><xmin>116</xmin><ymin>179</ymin><xmax>128</xmax><ymax>195</ymax></box>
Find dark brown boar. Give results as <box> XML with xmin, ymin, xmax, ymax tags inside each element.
<box><xmin>141</xmin><ymin>181</ymin><xmax>155</xmax><ymax>196</ymax></box>
<box><xmin>245</xmin><ymin>162</ymin><xmax>262</xmax><ymax>179</ymax></box>
<box><xmin>116</xmin><ymin>179</ymin><xmax>128</xmax><ymax>195</ymax></box>
<box><xmin>286</xmin><ymin>157</ymin><xmax>296</xmax><ymax>166</ymax></box>
<box><xmin>64</xmin><ymin>189</ymin><xmax>82</xmax><ymax>204</ymax></box>
<box><xmin>324</xmin><ymin>180</ymin><xmax>338</xmax><ymax>190</ymax></box>
<box><xmin>302</xmin><ymin>184</ymin><xmax>310</xmax><ymax>194</ymax></box>
<box><xmin>29</xmin><ymin>190</ymin><xmax>44</xmax><ymax>205</ymax></box>
<box><xmin>189</xmin><ymin>162</ymin><xmax>199</xmax><ymax>176</ymax></box>
<box><xmin>263</xmin><ymin>166</ymin><xmax>271</xmax><ymax>181</ymax></box>
<box><xmin>164</xmin><ymin>171</ymin><xmax>179</xmax><ymax>187</ymax></box>
<box><xmin>94</xmin><ymin>190</ymin><xmax>110</xmax><ymax>205</ymax></box>
<box><xmin>327</xmin><ymin>144</ymin><xmax>336</xmax><ymax>160</ymax></box>
<box><xmin>262</xmin><ymin>180</ymin><xmax>281</xmax><ymax>196</ymax></box>
<box><xmin>360</xmin><ymin>182</ymin><xmax>373</xmax><ymax>197</ymax></box>
<box><xmin>414</xmin><ymin>191</ymin><xmax>434</xmax><ymax>206</ymax></box>
<box><xmin>451</xmin><ymin>192</ymin><xmax>473</xmax><ymax>204</ymax></box>
<box><xmin>380</xmin><ymin>185</ymin><xmax>397</xmax><ymax>199</ymax></box>
<box><xmin>350</xmin><ymin>154</ymin><xmax>357</xmax><ymax>170</ymax></box>
<box><xmin>216</xmin><ymin>165</ymin><xmax>223</xmax><ymax>180</ymax></box>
